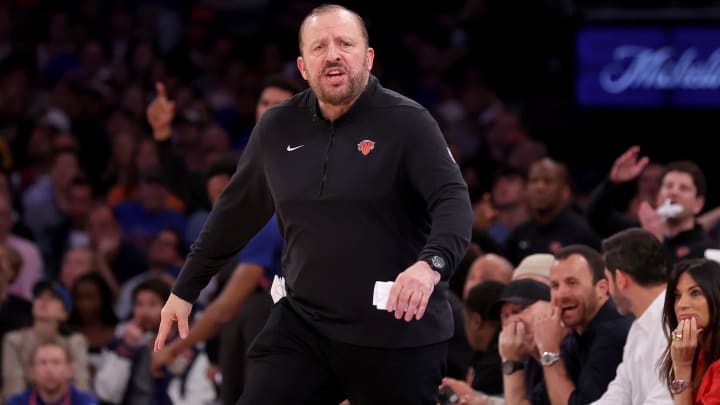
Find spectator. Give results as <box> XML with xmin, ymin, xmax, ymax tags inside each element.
<box><xmin>585</xmin><ymin>146</ymin><xmax>716</xmax><ymax>266</ymax></box>
<box><xmin>660</xmin><ymin>258</ymin><xmax>720</xmax><ymax>404</ymax></box>
<box><xmin>94</xmin><ymin>278</ymin><xmax>215</xmax><ymax>405</ymax></box>
<box><xmin>592</xmin><ymin>228</ymin><xmax>672</xmax><ymax>404</ymax></box>
<box><xmin>534</xmin><ymin>245</ymin><xmax>633</xmax><ymax>405</ymax></box>
<box><xmin>6</xmin><ymin>339</ymin><xmax>96</xmax><ymax>405</ymax></box>
<box><xmin>463</xmin><ymin>253</ymin><xmax>513</xmax><ymax>300</ymax></box>
<box><xmin>512</xmin><ymin>253</ymin><xmax>554</xmax><ymax>285</ymax></box>
<box><xmin>0</xmin><ymin>194</ymin><xmax>43</xmax><ymax>302</ymax></box>
<box><xmin>2</xmin><ymin>280</ymin><xmax>89</xmax><ymax>400</ymax></box>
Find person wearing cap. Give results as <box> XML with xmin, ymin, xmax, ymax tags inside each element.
<box><xmin>591</xmin><ymin>228</ymin><xmax>673</xmax><ymax>405</ymax></box>
<box><xmin>441</xmin><ymin>281</ymin><xmax>506</xmax><ymax>403</ymax></box>
<box><xmin>2</xmin><ymin>280</ymin><xmax>89</xmax><ymax>401</ymax></box>
<box><xmin>533</xmin><ymin>245</ymin><xmax>632</xmax><ymax>405</ymax></box>
<box><xmin>496</xmin><ymin>278</ymin><xmax>553</xmax><ymax>405</ymax></box>
<box><xmin>512</xmin><ymin>253</ymin><xmax>554</xmax><ymax>285</ymax></box>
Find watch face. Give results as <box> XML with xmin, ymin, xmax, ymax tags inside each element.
<box><xmin>541</xmin><ymin>352</ymin><xmax>560</xmax><ymax>366</ymax></box>
<box><xmin>431</xmin><ymin>255</ymin><xmax>446</xmax><ymax>270</ymax></box>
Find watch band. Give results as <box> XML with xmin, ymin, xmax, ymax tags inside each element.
<box><xmin>540</xmin><ymin>351</ymin><xmax>561</xmax><ymax>367</ymax></box>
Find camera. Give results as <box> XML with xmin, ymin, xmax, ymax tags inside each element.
<box><xmin>438</xmin><ymin>386</ymin><xmax>459</xmax><ymax>405</ymax></box>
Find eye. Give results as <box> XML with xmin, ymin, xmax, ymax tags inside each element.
<box><xmin>313</xmin><ymin>44</ymin><xmax>325</xmax><ymax>52</ymax></box>
<box><xmin>550</xmin><ymin>282</ymin><xmax>558</xmax><ymax>290</ymax></box>
<box><xmin>691</xmin><ymin>289</ymin><xmax>703</xmax><ymax>297</ymax></box>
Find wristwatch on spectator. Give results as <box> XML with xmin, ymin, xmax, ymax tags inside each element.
<box><xmin>540</xmin><ymin>351</ymin><xmax>561</xmax><ymax>367</ymax></box>
<box><xmin>669</xmin><ymin>379</ymin><xmax>690</xmax><ymax>394</ymax></box>
<box><xmin>502</xmin><ymin>360</ymin><xmax>525</xmax><ymax>375</ymax></box>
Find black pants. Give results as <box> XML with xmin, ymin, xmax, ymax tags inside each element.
<box><xmin>237</xmin><ymin>299</ymin><xmax>447</xmax><ymax>405</ymax></box>
<box><xmin>219</xmin><ymin>288</ymin><xmax>274</xmax><ymax>405</ymax></box>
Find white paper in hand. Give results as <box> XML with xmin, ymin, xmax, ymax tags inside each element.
<box><xmin>373</xmin><ymin>281</ymin><xmax>394</xmax><ymax>310</ymax></box>
<box><xmin>270</xmin><ymin>275</ymin><xmax>287</xmax><ymax>303</ymax></box>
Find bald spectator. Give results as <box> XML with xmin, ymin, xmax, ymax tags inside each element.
<box><xmin>512</xmin><ymin>253</ymin><xmax>554</xmax><ymax>285</ymax></box>
<box><xmin>463</xmin><ymin>253</ymin><xmax>514</xmax><ymax>300</ymax></box>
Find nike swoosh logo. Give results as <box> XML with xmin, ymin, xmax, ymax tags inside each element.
<box><xmin>286</xmin><ymin>144</ymin><xmax>304</xmax><ymax>151</ymax></box>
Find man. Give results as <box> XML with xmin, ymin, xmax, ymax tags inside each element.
<box><xmin>512</xmin><ymin>253</ymin><xmax>553</xmax><ymax>285</ymax></box>
<box><xmin>591</xmin><ymin>228</ymin><xmax>673</xmax><ymax>404</ymax></box>
<box><xmin>503</xmin><ymin>158</ymin><xmax>601</xmax><ymax>265</ymax></box>
<box><xmin>462</xmin><ymin>253</ymin><xmax>513</xmax><ymax>300</ymax></box>
<box><xmin>495</xmin><ymin>278</ymin><xmax>553</xmax><ymax>405</ymax></box>
<box><xmin>7</xmin><ymin>339</ymin><xmax>96</xmax><ymax>405</ymax></box>
<box><xmin>586</xmin><ymin>145</ymin><xmax>716</xmax><ymax>266</ymax></box>
<box><xmin>534</xmin><ymin>245</ymin><xmax>632</xmax><ymax>405</ymax></box>
<box><xmin>441</xmin><ymin>281</ymin><xmax>504</xmax><ymax>404</ymax></box>
<box><xmin>155</xmin><ymin>4</ymin><xmax>472</xmax><ymax>404</ymax></box>
<box><xmin>95</xmin><ymin>279</ymin><xmax>215</xmax><ymax>405</ymax></box>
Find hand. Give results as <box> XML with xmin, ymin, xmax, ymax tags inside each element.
<box><xmin>150</xmin><ymin>344</ymin><xmax>179</xmax><ymax>377</ymax></box>
<box><xmin>386</xmin><ymin>261</ymin><xmax>440</xmax><ymax>321</ymax></box>
<box><xmin>609</xmin><ymin>145</ymin><xmax>649</xmax><ymax>184</ymax></box>
<box><xmin>533</xmin><ymin>306</ymin><xmax>569</xmax><ymax>354</ymax></box>
<box><xmin>97</xmin><ymin>235</ymin><xmax>121</xmax><ymax>259</ymax></box>
<box><xmin>441</xmin><ymin>377</ymin><xmax>476</xmax><ymax>398</ymax></box>
<box><xmin>499</xmin><ymin>321</ymin><xmax>531</xmax><ymax>361</ymax></box>
<box><xmin>206</xmin><ymin>363</ymin><xmax>220</xmax><ymax>386</ymax></box>
<box><xmin>154</xmin><ymin>293</ymin><xmax>192</xmax><ymax>351</ymax></box>
<box><xmin>146</xmin><ymin>82</ymin><xmax>176</xmax><ymax>141</ymax></box>
<box><xmin>637</xmin><ymin>201</ymin><xmax>666</xmax><ymax>241</ymax></box>
<box><xmin>123</xmin><ymin>321</ymin><xmax>145</xmax><ymax>348</ymax></box>
<box><xmin>671</xmin><ymin>317</ymin><xmax>702</xmax><ymax>372</ymax></box>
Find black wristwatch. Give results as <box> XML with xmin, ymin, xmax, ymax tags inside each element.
<box><xmin>423</xmin><ymin>255</ymin><xmax>446</xmax><ymax>273</ymax></box>
<box><xmin>502</xmin><ymin>360</ymin><xmax>525</xmax><ymax>375</ymax></box>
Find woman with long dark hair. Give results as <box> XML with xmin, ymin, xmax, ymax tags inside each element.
<box><xmin>661</xmin><ymin>258</ymin><xmax>720</xmax><ymax>403</ymax></box>
<box><xmin>68</xmin><ymin>272</ymin><xmax>118</xmax><ymax>377</ymax></box>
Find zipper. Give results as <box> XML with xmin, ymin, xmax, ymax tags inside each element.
<box><xmin>319</xmin><ymin>122</ymin><xmax>335</xmax><ymax>197</ymax></box>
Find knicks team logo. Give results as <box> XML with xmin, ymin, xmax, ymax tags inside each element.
<box><xmin>357</xmin><ymin>140</ymin><xmax>375</xmax><ymax>156</ymax></box>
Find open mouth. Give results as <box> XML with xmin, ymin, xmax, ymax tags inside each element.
<box><xmin>561</xmin><ymin>304</ymin><xmax>578</xmax><ymax>319</ymax></box>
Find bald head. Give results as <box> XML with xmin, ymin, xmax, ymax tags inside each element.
<box><xmin>298</xmin><ymin>4</ymin><xmax>369</xmax><ymax>52</ymax></box>
<box><xmin>463</xmin><ymin>253</ymin><xmax>513</xmax><ymax>300</ymax></box>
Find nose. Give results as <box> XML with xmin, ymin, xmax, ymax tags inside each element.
<box><xmin>676</xmin><ymin>293</ymin><xmax>690</xmax><ymax>310</ymax></box>
<box><xmin>326</xmin><ymin>43</ymin><xmax>340</xmax><ymax>61</ymax></box>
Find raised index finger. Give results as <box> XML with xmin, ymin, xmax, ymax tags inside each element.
<box><xmin>155</xmin><ymin>82</ymin><xmax>168</xmax><ymax>100</ymax></box>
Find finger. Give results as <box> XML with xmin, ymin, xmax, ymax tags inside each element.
<box><xmin>635</xmin><ymin>156</ymin><xmax>649</xmax><ymax>170</ymax></box>
<box><xmin>395</xmin><ymin>284</ymin><xmax>413</xmax><ymax>320</ymax></box>
<box><xmin>154</xmin><ymin>316</ymin><xmax>172</xmax><ymax>351</ymax></box>
<box><xmin>683</xmin><ymin>318</ymin><xmax>691</xmax><ymax>343</ymax></box>
<box><xmin>550</xmin><ymin>305</ymin><xmax>559</xmax><ymax>319</ymax></box>
<box><xmin>177</xmin><ymin>313</ymin><xmax>189</xmax><ymax>339</ymax></box>
<box><xmin>415</xmin><ymin>287</ymin><xmax>432</xmax><ymax>321</ymax></box>
<box><xmin>385</xmin><ymin>282</ymin><xmax>402</xmax><ymax>312</ymax></box>
<box><xmin>516</xmin><ymin>321</ymin><xmax>525</xmax><ymax>342</ymax></box>
<box><xmin>689</xmin><ymin>317</ymin><xmax>699</xmax><ymax>345</ymax></box>
<box><xmin>156</xmin><ymin>82</ymin><xmax>167</xmax><ymax>100</ymax></box>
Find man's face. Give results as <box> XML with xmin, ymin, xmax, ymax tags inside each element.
<box><xmin>32</xmin><ymin>290</ymin><xmax>68</xmax><ymax>322</ymax></box>
<box><xmin>656</xmin><ymin>171</ymin><xmax>703</xmax><ymax>223</ymax></box>
<box><xmin>297</xmin><ymin>8</ymin><xmax>374</xmax><ymax>107</ymax></box>
<box><xmin>60</xmin><ymin>248</ymin><xmax>93</xmax><ymax>289</ymax></box>
<box><xmin>148</xmin><ymin>230</ymin><xmax>180</xmax><ymax>267</ymax></box>
<box><xmin>256</xmin><ymin>86</ymin><xmax>294</xmax><ymax>121</ymax></box>
<box><xmin>31</xmin><ymin>345</ymin><xmax>73</xmax><ymax>394</ymax></box>
<box><xmin>87</xmin><ymin>206</ymin><xmax>120</xmax><ymax>246</ymax></box>
<box><xmin>605</xmin><ymin>269</ymin><xmax>632</xmax><ymax>316</ymax></box>
<box><xmin>133</xmin><ymin>290</ymin><xmax>164</xmax><ymax>332</ymax></box>
<box><xmin>505</xmin><ymin>301</ymin><xmax>551</xmax><ymax>356</ymax></box>
<box><xmin>526</xmin><ymin>160</ymin><xmax>567</xmax><ymax>214</ymax></box>
<box><xmin>550</xmin><ymin>254</ymin><xmax>606</xmax><ymax>331</ymax></box>
<box><xmin>207</xmin><ymin>174</ymin><xmax>230</xmax><ymax>206</ymax></box>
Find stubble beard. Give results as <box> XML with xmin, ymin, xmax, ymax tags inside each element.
<box><xmin>308</xmin><ymin>57</ymin><xmax>369</xmax><ymax>106</ymax></box>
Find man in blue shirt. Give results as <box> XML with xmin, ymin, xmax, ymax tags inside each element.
<box><xmin>7</xmin><ymin>339</ymin><xmax>96</xmax><ymax>405</ymax></box>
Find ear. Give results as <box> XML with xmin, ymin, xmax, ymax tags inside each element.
<box><xmin>615</xmin><ymin>269</ymin><xmax>629</xmax><ymax>290</ymax></box>
<box><xmin>468</xmin><ymin>312</ymin><xmax>483</xmax><ymax>330</ymax></box>
<box><xmin>595</xmin><ymin>277</ymin><xmax>609</xmax><ymax>298</ymax></box>
<box><xmin>366</xmin><ymin>47</ymin><xmax>375</xmax><ymax>70</ymax></box>
<box><xmin>297</xmin><ymin>56</ymin><xmax>308</xmax><ymax>80</ymax></box>
<box><xmin>694</xmin><ymin>195</ymin><xmax>705</xmax><ymax>215</ymax></box>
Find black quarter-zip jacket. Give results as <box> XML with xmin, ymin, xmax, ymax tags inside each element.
<box><xmin>173</xmin><ymin>75</ymin><xmax>472</xmax><ymax>348</ymax></box>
